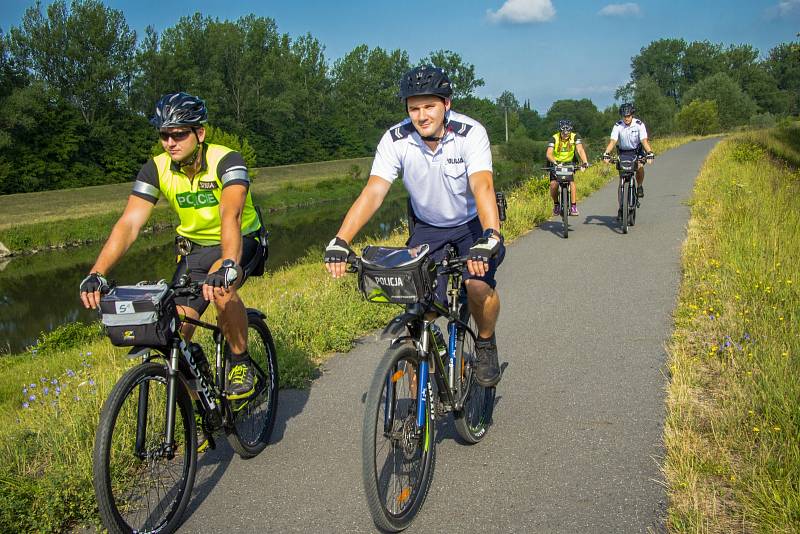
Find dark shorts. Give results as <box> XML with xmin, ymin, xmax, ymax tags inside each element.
<box><xmin>171</xmin><ymin>236</ymin><xmax>260</xmax><ymax>315</ymax></box>
<box><xmin>618</xmin><ymin>146</ymin><xmax>646</xmax><ymax>159</ymax></box>
<box><xmin>407</xmin><ymin>217</ymin><xmax>505</xmax><ymax>306</ymax></box>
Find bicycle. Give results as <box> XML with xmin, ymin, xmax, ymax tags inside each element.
<box><xmin>352</xmin><ymin>243</ymin><xmax>496</xmax><ymax>532</ymax></box>
<box><xmin>544</xmin><ymin>163</ymin><xmax>586</xmax><ymax>238</ymax></box>
<box><xmin>92</xmin><ymin>276</ymin><xmax>278</xmax><ymax>534</ymax></box>
<box><xmin>609</xmin><ymin>155</ymin><xmax>646</xmax><ymax>234</ymax></box>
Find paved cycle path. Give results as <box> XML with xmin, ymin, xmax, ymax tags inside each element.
<box><xmin>181</xmin><ymin>138</ymin><xmax>719</xmax><ymax>533</ymax></box>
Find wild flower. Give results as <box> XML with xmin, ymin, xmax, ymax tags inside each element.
<box><xmin>22</xmin><ymin>402</ymin><xmax>29</xmax><ymax>409</ymax></box>
<box><xmin>40</xmin><ymin>377</ymin><xmax>47</xmax><ymax>383</ymax></box>
<box><xmin>66</xmin><ymin>369</ymin><xmax>75</xmax><ymax>377</ymax></box>
<box><xmin>88</xmin><ymin>379</ymin><xmax>95</xmax><ymax>387</ymax></box>
<box><xmin>28</xmin><ymin>394</ymin><xmax>36</xmax><ymax>402</ymax></box>
<box><xmin>51</xmin><ymin>378</ymin><xmax>58</xmax><ymax>385</ymax></box>
<box><xmin>43</xmin><ymin>387</ymin><xmax>49</xmax><ymax>395</ymax></box>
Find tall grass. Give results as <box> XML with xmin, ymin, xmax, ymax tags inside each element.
<box><xmin>665</xmin><ymin>130</ymin><xmax>800</xmax><ymax>531</ymax></box>
<box><xmin>0</xmin><ymin>135</ymin><xmax>697</xmax><ymax>532</ymax></box>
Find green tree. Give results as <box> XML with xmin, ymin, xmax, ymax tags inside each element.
<box><xmin>633</xmin><ymin>75</ymin><xmax>676</xmax><ymax>134</ymax></box>
<box><xmin>9</xmin><ymin>0</ymin><xmax>136</xmax><ymax>125</ymax></box>
<box><xmin>420</xmin><ymin>49</ymin><xmax>485</xmax><ymax>100</ymax></box>
<box><xmin>629</xmin><ymin>38</ymin><xmax>687</xmax><ymax>103</ymax></box>
<box><xmin>545</xmin><ymin>99</ymin><xmax>604</xmax><ymax>139</ymax></box>
<box><xmin>683</xmin><ymin>72</ymin><xmax>757</xmax><ymax>129</ymax></box>
<box><xmin>765</xmin><ymin>42</ymin><xmax>800</xmax><ymax>114</ymax></box>
<box><xmin>331</xmin><ymin>44</ymin><xmax>410</xmax><ymax>152</ymax></box>
<box><xmin>676</xmin><ymin>99</ymin><xmax>720</xmax><ymax>135</ymax></box>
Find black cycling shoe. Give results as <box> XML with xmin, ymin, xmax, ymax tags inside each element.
<box><xmin>474</xmin><ymin>336</ymin><xmax>501</xmax><ymax>387</ymax></box>
<box><xmin>636</xmin><ymin>185</ymin><xmax>644</xmax><ymax>198</ymax></box>
<box><xmin>225</xmin><ymin>358</ymin><xmax>257</xmax><ymax>400</ymax></box>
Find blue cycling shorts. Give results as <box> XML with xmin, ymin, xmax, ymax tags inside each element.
<box><xmin>407</xmin><ymin>216</ymin><xmax>505</xmax><ymax>306</ymax></box>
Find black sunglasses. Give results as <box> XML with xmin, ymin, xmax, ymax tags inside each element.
<box><xmin>159</xmin><ymin>130</ymin><xmax>193</xmax><ymax>142</ymax></box>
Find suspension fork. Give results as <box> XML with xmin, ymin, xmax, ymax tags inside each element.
<box><xmin>134</xmin><ymin>376</ymin><xmax>149</xmax><ymax>458</ymax></box>
<box><xmin>162</xmin><ymin>345</ymin><xmax>181</xmax><ymax>455</ymax></box>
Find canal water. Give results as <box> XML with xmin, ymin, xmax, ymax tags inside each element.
<box><xmin>0</xmin><ymin>198</ymin><xmax>408</xmax><ymax>354</ymax></box>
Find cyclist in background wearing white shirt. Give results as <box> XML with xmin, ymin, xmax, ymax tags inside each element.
<box><xmin>323</xmin><ymin>66</ymin><xmax>505</xmax><ymax>387</ymax></box>
<box><xmin>602</xmin><ymin>103</ymin><xmax>655</xmax><ymax>219</ymax></box>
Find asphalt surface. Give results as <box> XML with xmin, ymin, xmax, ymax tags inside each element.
<box><xmin>180</xmin><ymin>138</ymin><xmax>720</xmax><ymax>533</ymax></box>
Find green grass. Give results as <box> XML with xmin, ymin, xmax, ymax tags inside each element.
<box><xmin>0</xmin><ymin>135</ymin><xmax>697</xmax><ymax>532</ymax></box>
<box><xmin>665</xmin><ymin>129</ymin><xmax>800</xmax><ymax>531</ymax></box>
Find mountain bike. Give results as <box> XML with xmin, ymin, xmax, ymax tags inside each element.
<box><xmin>92</xmin><ymin>276</ymin><xmax>278</xmax><ymax>534</ymax></box>
<box><xmin>353</xmin><ymin>244</ymin><xmax>495</xmax><ymax>532</ymax></box>
<box><xmin>610</xmin><ymin>155</ymin><xmax>645</xmax><ymax>234</ymax></box>
<box><xmin>545</xmin><ymin>163</ymin><xmax>586</xmax><ymax>238</ymax></box>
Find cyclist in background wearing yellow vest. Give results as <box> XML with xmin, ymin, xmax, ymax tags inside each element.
<box><xmin>79</xmin><ymin>92</ymin><xmax>263</xmax><ymax>402</ymax></box>
<box><xmin>546</xmin><ymin>119</ymin><xmax>589</xmax><ymax>216</ymax></box>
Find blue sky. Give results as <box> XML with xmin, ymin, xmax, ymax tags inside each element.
<box><xmin>1</xmin><ymin>0</ymin><xmax>798</xmax><ymax>112</ymax></box>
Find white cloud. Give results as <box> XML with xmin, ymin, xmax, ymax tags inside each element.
<box><xmin>598</xmin><ymin>3</ymin><xmax>642</xmax><ymax>17</ymax></box>
<box><xmin>487</xmin><ymin>0</ymin><xmax>556</xmax><ymax>24</ymax></box>
<box><xmin>765</xmin><ymin>0</ymin><xmax>800</xmax><ymax>19</ymax></box>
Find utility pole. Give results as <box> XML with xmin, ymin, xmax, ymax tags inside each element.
<box><xmin>504</xmin><ymin>107</ymin><xmax>508</xmax><ymax>143</ymax></box>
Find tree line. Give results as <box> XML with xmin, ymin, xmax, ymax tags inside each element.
<box><xmin>0</xmin><ymin>0</ymin><xmax>798</xmax><ymax>194</ymax></box>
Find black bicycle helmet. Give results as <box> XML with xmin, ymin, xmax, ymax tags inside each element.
<box><xmin>558</xmin><ymin>119</ymin><xmax>574</xmax><ymax>133</ymax></box>
<box><xmin>399</xmin><ymin>65</ymin><xmax>453</xmax><ymax>100</ymax></box>
<box><xmin>619</xmin><ymin>103</ymin><xmax>635</xmax><ymax>117</ymax></box>
<box><xmin>150</xmin><ymin>92</ymin><xmax>208</xmax><ymax>129</ymax></box>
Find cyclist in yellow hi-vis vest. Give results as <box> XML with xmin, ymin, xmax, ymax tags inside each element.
<box><xmin>79</xmin><ymin>93</ymin><xmax>265</xmax><ymax>406</ymax></box>
<box><xmin>545</xmin><ymin>119</ymin><xmax>589</xmax><ymax>216</ymax></box>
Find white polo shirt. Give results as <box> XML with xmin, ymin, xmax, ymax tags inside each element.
<box><xmin>370</xmin><ymin>110</ymin><xmax>492</xmax><ymax>227</ymax></box>
<box><xmin>610</xmin><ymin>118</ymin><xmax>648</xmax><ymax>150</ymax></box>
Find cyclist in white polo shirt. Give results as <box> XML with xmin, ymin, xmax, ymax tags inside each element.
<box><xmin>324</xmin><ymin>65</ymin><xmax>505</xmax><ymax>387</ymax></box>
<box><xmin>602</xmin><ymin>103</ymin><xmax>654</xmax><ymax>218</ymax></box>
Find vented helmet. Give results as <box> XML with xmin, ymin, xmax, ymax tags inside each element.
<box><xmin>399</xmin><ymin>66</ymin><xmax>453</xmax><ymax>100</ymax></box>
<box><xmin>619</xmin><ymin>103</ymin><xmax>635</xmax><ymax>117</ymax></box>
<box><xmin>150</xmin><ymin>92</ymin><xmax>208</xmax><ymax>129</ymax></box>
<box><xmin>558</xmin><ymin>119</ymin><xmax>573</xmax><ymax>134</ymax></box>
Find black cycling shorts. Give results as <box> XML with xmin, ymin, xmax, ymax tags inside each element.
<box><xmin>171</xmin><ymin>236</ymin><xmax>260</xmax><ymax>315</ymax></box>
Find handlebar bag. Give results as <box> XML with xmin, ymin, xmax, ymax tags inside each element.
<box><xmin>100</xmin><ymin>281</ymin><xmax>177</xmax><ymax>347</ymax></box>
<box><xmin>358</xmin><ymin>244</ymin><xmax>436</xmax><ymax>304</ymax></box>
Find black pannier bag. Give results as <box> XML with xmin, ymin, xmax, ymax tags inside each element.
<box><xmin>100</xmin><ymin>282</ymin><xmax>177</xmax><ymax>347</ymax></box>
<box><xmin>358</xmin><ymin>244</ymin><xmax>436</xmax><ymax>304</ymax></box>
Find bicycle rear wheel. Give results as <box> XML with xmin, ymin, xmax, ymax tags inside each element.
<box><xmin>93</xmin><ymin>361</ymin><xmax>196</xmax><ymax>534</ymax></box>
<box><xmin>362</xmin><ymin>342</ymin><xmax>435</xmax><ymax>532</ymax></box>
<box><xmin>621</xmin><ymin>180</ymin><xmax>630</xmax><ymax>234</ymax></box>
<box><xmin>560</xmin><ymin>184</ymin><xmax>569</xmax><ymax>238</ymax></box>
<box><xmin>453</xmin><ymin>303</ymin><xmax>495</xmax><ymax>444</ymax></box>
<box><xmin>227</xmin><ymin>313</ymin><xmax>279</xmax><ymax>458</ymax></box>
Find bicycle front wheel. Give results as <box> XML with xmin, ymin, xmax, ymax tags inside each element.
<box><xmin>93</xmin><ymin>361</ymin><xmax>197</xmax><ymax>534</ymax></box>
<box><xmin>621</xmin><ymin>180</ymin><xmax>630</xmax><ymax>234</ymax></box>
<box><xmin>453</xmin><ymin>303</ymin><xmax>495</xmax><ymax>444</ymax></box>
<box><xmin>226</xmin><ymin>313</ymin><xmax>279</xmax><ymax>458</ymax></box>
<box><xmin>362</xmin><ymin>342</ymin><xmax>435</xmax><ymax>532</ymax></box>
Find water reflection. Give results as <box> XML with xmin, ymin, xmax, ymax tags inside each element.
<box><xmin>0</xmin><ymin>198</ymin><xmax>408</xmax><ymax>354</ymax></box>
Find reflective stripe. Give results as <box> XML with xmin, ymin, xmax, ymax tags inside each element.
<box><xmin>221</xmin><ymin>169</ymin><xmax>249</xmax><ymax>186</ymax></box>
<box><xmin>132</xmin><ymin>180</ymin><xmax>160</xmax><ymax>199</ymax></box>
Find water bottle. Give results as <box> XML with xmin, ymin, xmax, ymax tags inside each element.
<box><xmin>430</xmin><ymin>324</ymin><xmax>447</xmax><ymax>358</ymax></box>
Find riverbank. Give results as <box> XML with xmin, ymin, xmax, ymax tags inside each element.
<box><xmin>665</xmin><ymin>126</ymin><xmax>799</xmax><ymax>530</ymax></box>
<box><xmin>0</xmin><ymin>157</ymin><xmax>373</xmax><ymax>256</ymax></box>
<box><xmin>0</xmin><ymin>136</ymin><xmax>697</xmax><ymax>532</ymax></box>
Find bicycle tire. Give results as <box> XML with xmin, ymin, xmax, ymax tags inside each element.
<box><xmin>93</xmin><ymin>361</ymin><xmax>197</xmax><ymax>534</ymax></box>
<box><xmin>560</xmin><ymin>184</ymin><xmax>569</xmax><ymax>238</ymax></box>
<box><xmin>621</xmin><ymin>180</ymin><xmax>630</xmax><ymax>234</ymax></box>
<box><xmin>226</xmin><ymin>313</ymin><xmax>279</xmax><ymax>458</ymax></box>
<box><xmin>629</xmin><ymin>187</ymin><xmax>637</xmax><ymax>227</ymax></box>
<box><xmin>453</xmin><ymin>303</ymin><xmax>495</xmax><ymax>444</ymax></box>
<box><xmin>362</xmin><ymin>342</ymin><xmax>435</xmax><ymax>532</ymax></box>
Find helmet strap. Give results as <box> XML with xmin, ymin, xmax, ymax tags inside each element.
<box><xmin>179</xmin><ymin>130</ymin><xmax>202</xmax><ymax>168</ymax></box>
<box><xmin>419</xmin><ymin>114</ymin><xmax>449</xmax><ymax>142</ymax></box>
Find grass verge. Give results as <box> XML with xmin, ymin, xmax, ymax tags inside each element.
<box><xmin>665</xmin><ymin>127</ymin><xmax>800</xmax><ymax>531</ymax></box>
<box><xmin>0</xmin><ymin>135</ymin><xmax>697</xmax><ymax>532</ymax></box>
